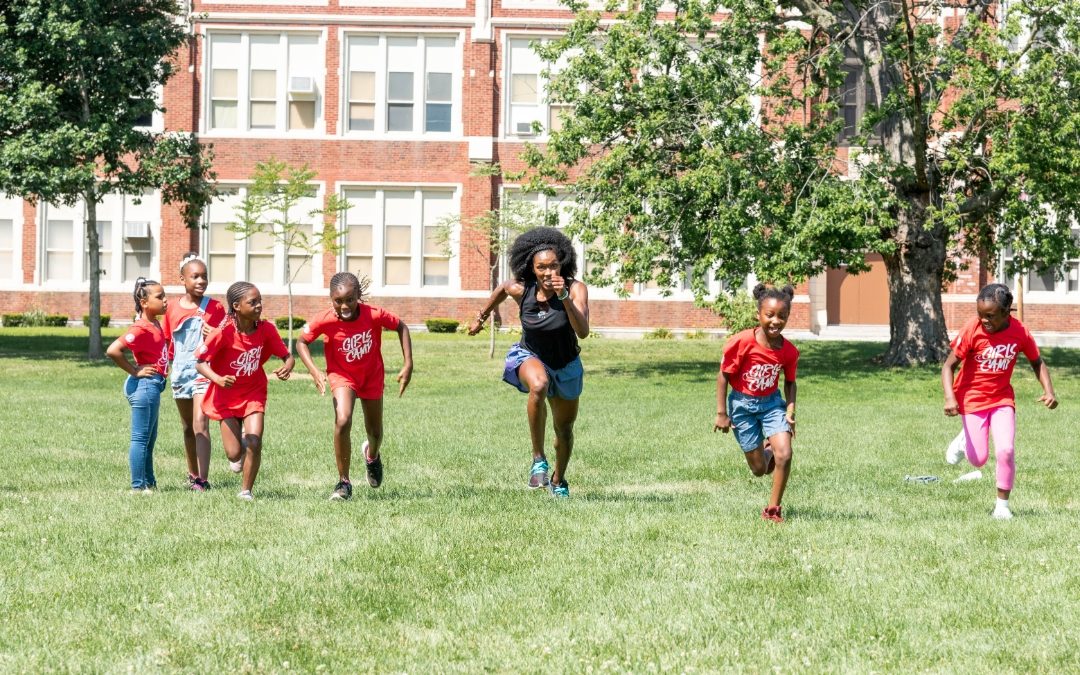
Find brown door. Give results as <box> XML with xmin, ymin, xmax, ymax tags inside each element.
<box><xmin>826</xmin><ymin>254</ymin><xmax>890</xmax><ymax>325</ymax></box>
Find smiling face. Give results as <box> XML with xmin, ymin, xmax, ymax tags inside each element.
<box><xmin>532</xmin><ymin>249</ymin><xmax>560</xmax><ymax>289</ymax></box>
<box><xmin>232</xmin><ymin>288</ymin><xmax>263</xmax><ymax>322</ymax></box>
<box><xmin>180</xmin><ymin>260</ymin><xmax>208</xmax><ymax>299</ymax></box>
<box><xmin>331</xmin><ymin>282</ymin><xmax>359</xmax><ymax>321</ymax></box>
<box><xmin>977</xmin><ymin>298</ymin><xmax>1010</xmax><ymax>334</ymax></box>
<box><xmin>141</xmin><ymin>284</ymin><xmax>167</xmax><ymax>318</ymax></box>
<box><xmin>757</xmin><ymin>297</ymin><xmax>790</xmax><ymax>341</ymax></box>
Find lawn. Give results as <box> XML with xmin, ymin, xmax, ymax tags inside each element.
<box><xmin>1</xmin><ymin>328</ymin><xmax>1078</xmax><ymax>672</ymax></box>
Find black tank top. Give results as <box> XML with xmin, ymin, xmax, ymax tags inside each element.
<box><xmin>519</xmin><ymin>280</ymin><xmax>580</xmax><ymax>370</ymax></box>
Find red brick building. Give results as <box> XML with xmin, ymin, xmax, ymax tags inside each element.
<box><xmin>2</xmin><ymin>1</ymin><xmax>1077</xmax><ymax>339</ymax></box>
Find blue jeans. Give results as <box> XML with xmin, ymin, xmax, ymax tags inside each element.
<box><xmin>125</xmin><ymin>374</ymin><xmax>165</xmax><ymax>489</ymax></box>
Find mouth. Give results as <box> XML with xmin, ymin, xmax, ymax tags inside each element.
<box><xmin>338</xmin><ymin>309</ymin><xmax>353</xmax><ymax>319</ymax></box>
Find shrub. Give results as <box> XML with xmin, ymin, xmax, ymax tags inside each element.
<box><xmin>44</xmin><ymin>315</ymin><xmax>69</xmax><ymax>327</ymax></box>
<box><xmin>425</xmin><ymin>318</ymin><xmax>459</xmax><ymax>333</ymax></box>
<box><xmin>684</xmin><ymin>330</ymin><xmax>709</xmax><ymax>340</ymax></box>
<box><xmin>82</xmin><ymin>314</ymin><xmax>111</xmax><ymax>328</ymax></box>
<box><xmin>274</xmin><ymin>316</ymin><xmax>305</xmax><ymax>330</ymax></box>
<box><xmin>644</xmin><ymin>327</ymin><xmax>674</xmax><ymax>340</ymax></box>
<box><xmin>2</xmin><ymin>313</ymin><xmax>25</xmax><ymax>327</ymax></box>
<box><xmin>716</xmin><ymin>291</ymin><xmax>759</xmax><ymax>335</ymax></box>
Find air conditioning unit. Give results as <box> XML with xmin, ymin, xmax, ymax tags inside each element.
<box><xmin>124</xmin><ymin>221</ymin><xmax>151</xmax><ymax>239</ymax></box>
<box><xmin>288</xmin><ymin>76</ymin><xmax>316</xmax><ymax>99</ymax></box>
<box><xmin>515</xmin><ymin>121</ymin><xmax>537</xmax><ymax>136</ymax></box>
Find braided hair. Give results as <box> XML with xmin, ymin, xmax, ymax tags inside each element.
<box><xmin>330</xmin><ymin>271</ymin><xmax>371</xmax><ymax>303</ymax></box>
<box><xmin>226</xmin><ymin>281</ymin><xmax>257</xmax><ymax>318</ymax></box>
<box><xmin>132</xmin><ymin>277</ymin><xmax>161</xmax><ymax>317</ymax></box>
<box><xmin>977</xmin><ymin>283</ymin><xmax>1013</xmax><ymax>312</ymax></box>
<box><xmin>508</xmin><ymin>227</ymin><xmax>578</xmax><ymax>283</ymax></box>
<box><xmin>752</xmin><ymin>283</ymin><xmax>795</xmax><ymax>311</ymax></box>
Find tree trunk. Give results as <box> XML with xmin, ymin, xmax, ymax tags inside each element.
<box><xmin>85</xmin><ymin>190</ymin><xmax>104</xmax><ymax>360</ymax></box>
<box><xmin>285</xmin><ymin>254</ymin><xmax>294</xmax><ymax>353</ymax></box>
<box><xmin>880</xmin><ymin>200</ymin><xmax>951</xmax><ymax>366</ymax></box>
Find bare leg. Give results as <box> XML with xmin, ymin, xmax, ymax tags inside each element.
<box><xmin>219</xmin><ymin>418</ymin><xmax>244</xmax><ymax>464</ymax></box>
<box><xmin>548</xmin><ymin>396</ymin><xmax>578</xmax><ymax>485</ymax></box>
<box><xmin>331</xmin><ymin>387</ymin><xmax>357</xmax><ymax>480</ymax></box>
<box><xmin>516</xmin><ymin>358</ymin><xmax>550</xmax><ymax>461</ymax></box>
<box><xmin>175</xmin><ymin>398</ymin><xmax>198</xmax><ymax>477</ymax></box>
<box><xmin>359</xmin><ymin>397</ymin><xmax>384</xmax><ymax>462</ymax></box>
<box><xmin>766</xmin><ymin>431</ymin><xmax>793</xmax><ymax>508</ymax></box>
<box><xmin>240</xmin><ymin>413</ymin><xmax>265</xmax><ymax>493</ymax></box>
<box><xmin>191</xmin><ymin>393</ymin><xmax>211</xmax><ymax>480</ymax></box>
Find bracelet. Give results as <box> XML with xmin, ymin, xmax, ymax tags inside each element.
<box><xmin>556</xmin><ymin>289</ymin><xmax>569</xmax><ymax>301</ymax></box>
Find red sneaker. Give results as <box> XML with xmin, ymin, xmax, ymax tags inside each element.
<box><xmin>762</xmin><ymin>505</ymin><xmax>784</xmax><ymax>523</ymax></box>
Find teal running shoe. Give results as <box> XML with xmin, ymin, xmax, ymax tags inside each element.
<box><xmin>528</xmin><ymin>458</ymin><xmax>550</xmax><ymax>489</ymax></box>
<box><xmin>550</xmin><ymin>479</ymin><xmax>570</xmax><ymax>499</ymax></box>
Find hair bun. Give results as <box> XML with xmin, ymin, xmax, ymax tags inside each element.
<box><xmin>751</xmin><ymin>283</ymin><xmax>768</xmax><ymax>301</ymax></box>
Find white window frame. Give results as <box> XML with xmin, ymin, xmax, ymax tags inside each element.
<box><xmin>338</xmin><ymin>185</ymin><xmax>461</xmax><ymax>294</ymax></box>
<box><xmin>203</xmin><ymin>29</ymin><xmax>325</xmax><ymax>136</ymax></box>
<box><xmin>201</xmin><ymin>184</ymin><xmax>327</xmax><ymax>295</ymax></box>
<box><xmin>504</xmin><ymin>34</ymin><xmax>570</xmax><ymax>141</ymax></box>
<box><xmin>1000</xmin><ymin>224</ymin><xmax>1080</xmax><ymax>302</ymax></box>
<box><xmin>0</xmin><ymin>195</ymin><xmax>24</xmax><ymax>286</ymax></box>
<box><xmin>340</xmin><ymin>31</ymin><xmax>463</xmax><ymax>139</ymax></box>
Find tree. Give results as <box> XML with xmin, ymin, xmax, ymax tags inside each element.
<box><xmin>231</xmin><ymin>159</ymin><xmax>350</xmax><ymax>351</ymax></box>
<box><xmin>0</xmin><ymin>0</ymin><xmax>217</xmax><ymax>359</ymax></box>
<box><xmin>436</xmin><ymin>164</ymin><xmax>551</xmax><ymax>357</ymax></box>
<box><xmin>522</xmin><ymin>0</ymin><xmax>1080</xmax><ymax>365</ymax></box>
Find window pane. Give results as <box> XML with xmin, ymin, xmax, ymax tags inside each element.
<box><xmin>0</xmin><ymin>255</ymin><xmax>10</xmax><ymax>279</ymax></box>
<box><xmin>251</xmin><ymin>70</ymin><xmax>277</xmax><ymax>99</ymax></box>
<box><xmin>124</xmin><ymin>251</ymin><xmax>151</xmax><ymax>282</ymax></box>
<box><xmin>0</xmin><ymin>220</ymin><xmax>11</xmax><ymax>249</ymax></box>
<box><xmin>347</xmin><ymin>255</ymin><xmax>372</xmax><ymax>279</ymax></box>
<box><xmin>289</xmin><ymin>101</ymin><xmax>315</xmax><ymax>130</ymax></box>
<box><xmin>385</xmin><ymin>225</ymin><xmax>411</xmax><ymax>255</ymax></box>
<box><xmin>423</xmin><ymin>258</ymin><xmax>449</xmax><ymax>286</ymax></box>
<box><xmin>94</xmin><ymin>221</ymin><xmax>112</xmax><ymax>253</ymax></box>
<box><xmin>423</xmin><ymin>227</ymin><xmax>443</xmax><ymax>255</ymax></box>
<box><xmin>210</xmin><ymin>222</ymin><xmax>235</xmax><ymax>250</ymax></box>
<box><xmin>47</xmin><ymin>252</ymin><xmax>73</xmax><ymax>279</ymax></box>
<box><xmin>212</xmin><ymin>102</ymin><xmax>237</xmax><ymax>129</ymax></box>
<box><xmin>288</xmin><ymin>254</ymin><xmax>313</xmax><ymax>282</ymax></box>
<box><xmin>209</xmin><ymin>253</ymin><xmax>235</xmax><ymax>280</ymax></box>
<box><xmin>387</xmin><ymin>104</ymin><xmax>413</xmax><ymax>131</ymax></box>
<box><xmin>388</xmin><ymin>72</ymin><xmax>414</xmax><ymax>101</ymax></box>
<box><xmin>250</xmin><ymin>230</ymin><xmax>275</xmax><ymax>252</ymax></box>
<box><xmin>212</xmin><ymin>69</ymin><xmax>238</xmax><ymax>98</ymax></box>
<box><xmin>426</xmin><ymin>72</ymin><xmax>452</xmax><ymax>102</ymax></box>
<box><xmin>248</xmin><ymin>255</ymin><xmax>275</xmax><ymax>283</ymax></box>
<box><xmin>1029</xmin><ymin>269</ymin><xmax>1056</xmax><ymax>292</ymax></box>
<box><xmin>1069</xmin><ymin>262</ymin><xmax>1079</xmax><ymax>293</ymax></box>
<box><xmin>250</xmin><ymin>101</ymin><xmax>276</xmax><ymax>128</ymax></box>
<box><xmin>548</xmin><ymin>104</ymin><xmax>570</xmax><ymax>133</ymax></box>
<box><xmin>384</xmin><ymin>258</ymin><xmax>410</xmax><ymax>285</ymax></box>
<box><xmin>350</xmin><ymin>71</ymin><xmax>375</xmax><ymax>101</ymax></box>
<box><xmin>425</xmin><ymin>103</ymin><xmax>451</xmax><ymax>132</ymax></box>
<box><xmin>348</xmin><ymin>224</ymin><xmax>372</xmax><ymax>254</ymax></box>
<box><xmin>349</xmin><ymin>103</ymin><xmax>374</xmax><ymax>131</ymax></box>
<box><xmin>47</xmin><ymin>220</ymin><xmax>73</xmax><ymax>249</ymax></box>
<box><xmin>511</xmin><ymin>74</ymin><xmax>538</xmax><ymax>104</ymax></box>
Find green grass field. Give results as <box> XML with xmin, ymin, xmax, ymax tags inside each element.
<box><xmin>1</xmin><ymin>327</ymin><xmax>1078</xmax><ymax>672</ymax></box>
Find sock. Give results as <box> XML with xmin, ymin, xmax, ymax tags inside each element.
<box><xmin>996</xmin><ymin>497</ymin><xmax>1010</xmax><ymax>509</ymax></box>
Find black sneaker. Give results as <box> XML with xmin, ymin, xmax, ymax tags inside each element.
<box><xmin>363</xmin><ymin>440</ymin><xmax>383</xmax><ymax>488</ymax></box>
<box><xmin>329</xmin><ymin>479</ymin><xmax>353</xmax><ymax>501</ymax></box>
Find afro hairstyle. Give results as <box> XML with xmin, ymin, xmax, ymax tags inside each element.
<box><xmin>508</xmin><ymin>226</ymin><xmax>578</xmax><ymax>283</ymax></box>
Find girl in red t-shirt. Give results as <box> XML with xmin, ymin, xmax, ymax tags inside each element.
<box><xmin>942</xmin><ymin>283</ymin><xmax>1058</xmax><ymax>519</ymax></box>
<box><xmin>714</xmin><ymin>284</ymin><xmax>799</xmax><ymax>523</ymax></box>
<box><xmin>295</xmin><ymin>272</ymin><xmax>413</xmax><ymax>500</ymax></box>
<box><xmin>195</xmin><ymin>281</ymin><xmax>294</xmax><ymax>501</ymax></box>
<box><xmin>106</xmin><ymin>278</ymin><xmax>170</xmax><ymax>493</ymax></box>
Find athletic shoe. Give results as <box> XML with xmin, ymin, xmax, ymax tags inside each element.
<box><xmin>991</xmin><ymin>504</ymin><xmax>1013</xmax><ymax>520</ymax></box>
<box><xmin>762</xmin><ymin>505</ymin><xmax>784</xmax><ymax>523</ymax></box>
<box><xmin>528</xmin><ymin>458</ymin><xmax>551</xmax><ymax>489</ymax></box>
<box><xmin>549</xmin><ymin>479</ymin><xmax>570</xmax><ymax>499</ymax></box>
<box><xmin>187</xmin><ymin>472</ymin><xmax>198</xmax><ymax>486</ymax></box>
<box><xmin>131</xmin><ymin>487</ymin><xmax>154</xmax><ymax>495</ymax></box>
<box><xmin>237</xmin><ymin>490</ymin><xmax>254</xmax><ymax>501</ymax></box>
<box><xmin>229</xmin><ymin>459</ymin><xmax>243</xmax><ymax>473</ymax></box>
<box><xmin>190</xmin><ymin>477</ymin><xmax>210</xmax><ymax>492</ymax></box>
<box><xmin>329</xmin><ymin>479</ymin><xmax>353</xmax><ymax>501</ymax></box>
<box><xmin>945</xmin><ymin>431</ymin><xmax>967</xmax><ymax>465</ymax></box>
<box><xmin>363</xmin><ymin>441</ymin><xmax>383</xmax><ymax>488</ymax></box>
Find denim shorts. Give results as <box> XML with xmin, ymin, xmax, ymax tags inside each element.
<box><xmin>728</xmin><ymin>389</ymin><xmax>790</xmax><ymax>452</ymax></box>
<box><xmin>503</xmin><ymin>343</ymin><xmax>584</xmax><ymax>401</ymax></box>
<box><xmin>171</xmin><ymin>354</ymin><xmax>209</xmax><ymax>399</ymax></box>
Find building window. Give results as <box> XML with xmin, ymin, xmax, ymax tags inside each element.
<box><xmin>203</xmin><ymin>186</ymin><xmax>323</xmax><ymax>288</ymax></box>
<box><xmin>344</xmin><ymin>34</ymin><xmax>460</xmax><ymax>136</ymax></box>
<box><xmin>1002</xmin><ymin>229</ymin><xmax>1080</xmax><ymax>294</ymax></box>
<box><xmin>84</xmin><ymin>221</ymin><xmax>112</xmax><ymax>281</ymax></box>
<box><xmin>207</xmin><ymin>31</ymin><xmax>323</xmax><ymax>133</ymax></box>
<box><xmin>506</xmin><ymin>37</ymin><xmax>567</xmax><ymax>138</ymax></box>
<box><xmin>0</xmin><ymin>196</ymin><xmax>20</xmax><ymax>281</ymax></box>
<box><xmin>341</xmin><ymin>187</ymin><xmax>457</xmax><ymax>288</ymax></box>
<box><xmin>833</xmin><ymin>51</ymin><xmax>889</xmax><ymax>145</ymax></box>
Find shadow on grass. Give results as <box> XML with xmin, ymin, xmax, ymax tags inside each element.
<box><xmin>580</xmin><ymin>491</ymin><xmax>678</xmax><ymax>504</ymax></box>
<box><xmin>788</xmin><ymin>505</ymin><xmax>875</xmax><ymax>521</ymax></box>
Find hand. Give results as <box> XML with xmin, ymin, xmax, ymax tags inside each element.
<box><xmin>201</xmin><ymin>322</ymin><xmax>212</xmax><ymax>338</ymax></box>
<box><xmin>713</xmin><ymin>412</ymin><xmax>731</xmax><ymax>433</ymax></box>
<box><xmin>273</xmin><ymin>362</ymin><xmax>294</xmax><ymax>381</ymax></box>
<box><xmin>786</xmin><ymin>408</ymin><xmax>797</xmax><ymax>438</ymax></box>
<box><xmin>312</xmin><ymin>371</ymin><xmax>328</xmax><ymax>396</ymax></box>
<box><xmin>943</xmin><ymin>396</ymin><xmax>959</xmax><ymax>416</ymax></box>
<box><xmin>135</xmin><ymin>365</ymin><xmax>157</xmax><ymax>378</ymax></box>
<box><xmin>218</xmin><ymin>374</ymin><xmax>237</xmax><ymax>388</ymax></box>
<box><xmin>468</xmin><ymin>318</ymin><xmax>485</xmax><ymax>336</ymax></box>
<box><xmin>1038</xmin><ymin>392</ymin><xmax>1058</xmax><ymax>410</ymax></box>
<box><xmin>397</xmin><ymin>364</ymin><xmax>413</xmax><ymax>397</ymax></box>
<box><xmin>550</xmin><ymin>275</ymin><xmax>567</xmax><ymax>298</ymax></box>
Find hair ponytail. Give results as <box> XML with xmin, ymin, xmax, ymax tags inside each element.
<box><xmin>132</xmin><ymin>277</ymin><xmax>160</xmax><ymax>318</ymax></box>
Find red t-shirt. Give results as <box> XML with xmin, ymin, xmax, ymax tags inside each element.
<box><xmin>122</xmin><ymin>317</ymin><xmax>170</xmax><ymax>377</ymax></box>
<box><xmin>300</xmin><ymin>305</ymin><xmax>401</xmax><ymax>381</ymax></box>
<box><xmin>196</xmin><ymin>320</ymin><xmax>290</xmax><ymax>410</ymax></box>
<box><xmin>722</xmin><ymin>328</ymin><xmax>799</xmax><ymax>397</ymax></box>
<box><xmin>951</xmin><ymin>316</ymin><xmax>1040</xmax><ymax>414</ymax></box>
<box><xmin>164</xmin><ymin>298</ymin><xmax>226</xmax><ymax>340</ymax></box>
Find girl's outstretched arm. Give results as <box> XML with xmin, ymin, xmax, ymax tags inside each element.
<box><xmin>468</xmin><ymin>281</ymin><xmax>514</xmax><ymax>335</ymax></box>
<box><xmin>941</xmin><ymin>352</ymin><xmax>960</xmax><ymax>416</ymax></box>
<box><xmin>562</xmin><ymin>281</ymin><xmax>590</xmax><ymax>339</ymax></box>
<box><xmin>714</xmin><ymin>368</ymin><xmax>731</xmax><ymax>433</ymax></box>
<box><xmin>1029</xmin><ymin>357</ymin><xmax>1058</xmax><ymax>409</ymax></box>
<box><xmin>395</xmin><ymin>323</ymin><xmax>413</xmax><ymax>397</ymax></box>
<box><xmin>295</xmin><ymin>340</ymin><xmax>327</xmax><ymax>395</ymax></box>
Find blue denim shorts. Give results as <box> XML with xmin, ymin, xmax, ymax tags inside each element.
<box><xmin>503</xmin><ymin>343</ymin><xmax>584</xmax><ymax>401</ymax></box>
<box><xmin>728</xmin><ymin>389</ymin><xmax>790</xmax><ymax>452</ymax></box>
<box><xmin>171</xmin><ymin>354</ymin><xmax>209</xmax><ymax>399</ymax></box>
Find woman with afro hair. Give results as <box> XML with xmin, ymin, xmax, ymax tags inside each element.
<box><xmin>469</xmin><ymin>226</ymin><xmax>590</xmax><ymax>498</ymax></box>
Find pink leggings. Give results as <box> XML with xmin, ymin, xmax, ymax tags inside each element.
<box><xmin>962</xmin><ymin>405</ymin><xmax>1016</xmax><ymax>491</ymax></box>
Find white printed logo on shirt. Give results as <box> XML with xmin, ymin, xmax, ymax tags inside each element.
<box><xmin>975</xmin><ymin>343</ymin><xmax>1018</xmax><ymax>373</ymax></box>
<box><xmin>231</xmin><ymin>347</ymin><xmax>264</xmax><ymax>377</ymax></box>
<box><xmin>742</xmin><ymin>363</ymin><xmax>783</xmax><ymax>393</ymax></box>
<box><xmin>340</xmin><ymin>330</ymin><xmax>373</xmax><ymax>363</ymax></box>
<box><xmin>157</xmin><ymin>345</ymin><xmax>169</xmax><ymax>370</ymax></box>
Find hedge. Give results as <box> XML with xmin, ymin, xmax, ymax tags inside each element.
<box><xmin>2</xmin><ymin>312</ymin><xmax>69</xmax><ymax>327</ymax></box>
<box><xmin>424</xmin><ymin>318</ymin><xmax>459</xmax><ymax>333</ymax></box>
<box><xmin>274</xmin><ymin>316</ymin><xmax>306</xmax><ymax>330</ymax></box>
<box><xmin>82</xmin><ymin>314</ymin><xmax>112</xmax><ymax>328</ymax></box>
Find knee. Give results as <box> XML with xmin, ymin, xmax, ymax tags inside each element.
<box><xmin>995</xmin><ymin>445</ymin><xmax>1015</xmax><ymax>461</ymax></box>
<box><xmin>772</xmin><ymin>445</ymin><xmax>792</xmax><ymax>466</ymax></box>
<box><xmin>527</xmin><ymin>377</ymin><xmax>549</xmax><ymax>398</ymax></box>
<box><xmin>244</xmin><ymin>435</ymin><xmax>262</xmax><ymax>454</ymax></box>
<box><xmin>749</xmin><ymin>463</ymin><xmax>768</xmax><ymax>477</ymax></box>
<box><xmin>554</xmin><ymin>421</ymin><xmax>575</xmax><ymax>440</ymax></box>
<box><xmin>335</xmin><ymin>414</ymin><xmax>352</xmax><ymax>434</ymax></box>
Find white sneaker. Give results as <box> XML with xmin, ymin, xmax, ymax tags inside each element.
<box><xmin>945</xmin><ymin>431</ymin><xmax>967</xmax><ymax>465</ymax></box>
<box><xmin>991</xmin><ymin>504</ymin><xmax>1013</xmax><ymax>520</ymax></box>
<box><xmin>229</xmin><ymin>459</ymin><xmax>243</xmax><ymax>473</ymax></box>
<box><xmin>237</xmin><ymin>490</ymin><xmax>254</xmax><ymax>501</ymax></box>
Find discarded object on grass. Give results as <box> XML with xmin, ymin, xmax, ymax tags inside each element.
<box><xmin>953</xmin><ymin>470</ymin><xmax>983</xmax><ymax>483</ymax></box>
<box><xmin>904</xmin><ymin>475</ymin><xmax>940</xmax><ymax>484</ymax></box>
